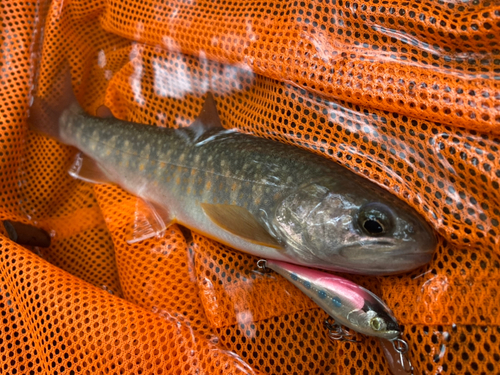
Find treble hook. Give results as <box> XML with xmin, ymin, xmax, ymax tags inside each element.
<box><xmin>390</xmin><ymin>337</ymin><xmax>414</xmax><ymax>375</ymax></box>
<box><xmin>257</xmin><ymin>259</ymin><xmax>267</xmax><ymax>270</ymax></box>
<box><xmin>324</xmin><ymin>317</ymin><xmax>362</xmax><ymax>343</ymax></box>
<box><xmin>257</xmin><ymin>259</ymin><xmax>271</xmax><ymax>273</ymax></box>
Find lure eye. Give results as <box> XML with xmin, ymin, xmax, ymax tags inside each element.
<box><xmin>357</xmin><ymin>203</ymin><xmax>394</xmax><ymax>237</ymax></box>
<box><xmin>370</xmin><ymin>316</ymin><xmax>386</xmax><ymax>331</ymax></box>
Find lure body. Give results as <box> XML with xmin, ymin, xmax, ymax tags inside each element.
<box><xmin>264</xmin><ymin>259</ymin><xmax>400</xmax><ymax>340</ymax></box>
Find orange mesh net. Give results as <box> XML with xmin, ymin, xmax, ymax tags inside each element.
<box><xmin>1</xmin><ymin>0</ymin><xmax>500</xmax><ymax>374</ymax></box>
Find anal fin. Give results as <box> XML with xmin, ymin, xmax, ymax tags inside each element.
<box><xmin>68</xmin><ymin>152</ymin><xmax>112</xmax><ymax>184</ymax></box>
<box><xmin>127</xmin><ymin>198</ymin><xmax>174</xmax><ymax>244</ymax></box>
<box><xmin>201</xmin><ymin>203</ymin><xmax>282</xmax><ymax>249</ymax></box>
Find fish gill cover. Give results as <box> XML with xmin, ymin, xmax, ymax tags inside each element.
<box><xmin>0</xmin><ymin>0</ymin><xmax>499</xmax><ymax>374</ymax></box>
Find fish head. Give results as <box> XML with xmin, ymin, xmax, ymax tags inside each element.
<box><xmin>273</xmin><ymin>181</ymin><xmax>437</xmax><ymax>274</ymax></box>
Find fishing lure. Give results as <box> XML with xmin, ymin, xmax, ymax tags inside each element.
<box><xmin>258</xmin><ymin>259</ymin><xmax>413</xmax><ymax>374</ymax></box>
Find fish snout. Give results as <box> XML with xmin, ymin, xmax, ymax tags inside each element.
<box><xmin>337</xmin><ymin>237</ymin><xmax>435</xmax><ymax>274</ymax></box>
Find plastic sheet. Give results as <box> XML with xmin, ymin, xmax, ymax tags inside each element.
<box><xmin>1</xmin><ymin>0</ymin><xmax>500</xmax><ymax>374</ymax></box>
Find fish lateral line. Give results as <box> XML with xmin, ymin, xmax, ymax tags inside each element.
<box><xmin>73</xmin><ymin>127</ymin><xmax>289</xmax><ymax>189</ymax></box>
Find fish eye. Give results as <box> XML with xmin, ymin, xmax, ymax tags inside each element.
<box><xmin>363</xmin><ymin>219</ymin><xmax>384</xmax><ymax>234</ymax></box>
<box><xmin>357</xmin><ymin>203</ymin><xmax>394</xmax><ymax>237</ymax></box>
<box><xmin>370</xmin><ymin>316</ymin><xmax>386</xmax><ymax>331</ymax></box>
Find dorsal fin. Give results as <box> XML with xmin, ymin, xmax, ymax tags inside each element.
<box><xmin>189</xmin><ymin>93</ymin><xmax>223</xmax><ymax>142</ymax></box>
<box><xmin>194</xmin><ymin>92</ymin><xmax>222</xmax><ymax>129</ymax></box>
<box><xmin>96</xmin><ymin>104</ymin><xmax>113</xmax><ymax>118</ymax></box>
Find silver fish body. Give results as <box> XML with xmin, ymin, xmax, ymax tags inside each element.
<box><xmin>263</xmin><ymin>259</ymin><xmax>401</xmax><ymax>340</ymax></box>
<box><xmin>55</xmin><ymin>95</ymin><xmax>436</xmax><ymax>275</ymax></box>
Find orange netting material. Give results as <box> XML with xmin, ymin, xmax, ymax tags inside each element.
<box><xmin>1</xmin><ymin>0</ymin><xmax>500</xmax><ymax>374</ymax></box>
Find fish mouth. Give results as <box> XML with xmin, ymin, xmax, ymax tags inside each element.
<box><xmin>338</xmin><ymin>239</ymin><xmax>434</xmax><ymax>259</ymax></box>
<box><xmin>338</xmin><ymin>240</ymin><xmax>396</xmax><ymax>258</ymax></box>
<box><xmin>334</xmin><ymin>240</ymin><xmax>434</xmax><ymax>274</ymax></box>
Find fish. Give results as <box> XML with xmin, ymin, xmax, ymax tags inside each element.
<box><xmin>260</xmin><ymin>259</ymin><xmax>401</xmax><ymax>340</ymax></box>
<box><xmin>30</xmin><ymin>91</ymin><xmax>436</xmax><ymax>275</ymax></box>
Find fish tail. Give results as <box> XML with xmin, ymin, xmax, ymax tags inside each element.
<box><xmin>28</xmin><ymin>69</ymin><xmax>82</xmax><ymax>142</ymax></box>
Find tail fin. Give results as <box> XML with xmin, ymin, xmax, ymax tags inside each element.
<box><xmin>28</xmin><ymin>69</ymin><xmax>80</xmax><ymax>142</ymax></box>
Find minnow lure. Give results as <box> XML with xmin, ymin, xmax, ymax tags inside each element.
<box><xmin>30</xmin><ymin>90</ymin><xmax>436</xmax><ymax>275</ymax></box>
<box><xmin>258</xmin><ymin>259</ymin><xmax>413</xmax><ymax>373</ymax></box>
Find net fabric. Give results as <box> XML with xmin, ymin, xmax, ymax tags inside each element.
<box><xmin>99</xmin><ymin>0</ymin><xmax>500</xmax><ymax>133</ymax></box>
<box><xmin>0</xmin><ymin>1</ymin><xmax>499</xmax><ymax>375</ymax></box>
<box><xmin>0</xmin><ymin>237</ymin><xmax>259</xmax><ymax>375</ymax></box>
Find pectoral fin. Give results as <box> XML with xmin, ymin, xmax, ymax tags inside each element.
<box><xmin>201</xmin><ymin>203</ymin><xmax>282</xmax><ymax>249</ymax></box>
<box><xmin>68</xmin><ymin>152</ymin><xmax>112</xmax><ymax>184</ymax></box>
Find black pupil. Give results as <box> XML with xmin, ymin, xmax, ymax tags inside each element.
<box><xmin>364</xmin><ymin>219</ymin><xmax>384</xmax><ymax>234</ymax></box>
